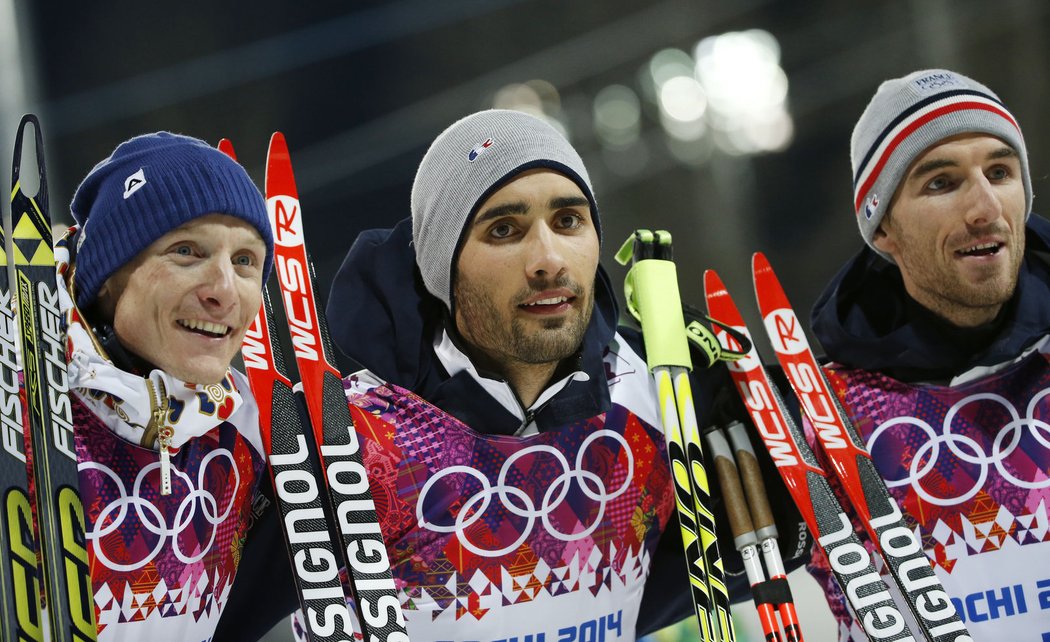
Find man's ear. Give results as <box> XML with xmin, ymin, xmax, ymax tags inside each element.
<box><xmin>871</xmin><ymin>219</ymin><xmax>896</xmax><ymax>256</ymax></box>
<box><xmin>93</xmin><ymin>277</ymin><xmax>120</xmax><ymax>325</ymax></box>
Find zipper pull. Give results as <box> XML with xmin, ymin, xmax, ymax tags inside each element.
<box><xmin>158</xmin><ymin>421</ymin><xmax>174</xmax><ymax>496</ymax></box>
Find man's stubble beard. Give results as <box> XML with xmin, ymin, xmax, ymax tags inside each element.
<box><xmin>892</xmin><ymin>218</ymin><xmax>1023</xmax><ymax>315</ymax></box>
<box><xmin>454</xmin><ymin>275</ymin><xmax>595</xmax><ymax>366</ymax></box>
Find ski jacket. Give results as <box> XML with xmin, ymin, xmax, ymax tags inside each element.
<box><xmin>325</xmin><ymin>219</ymin><xmax>681</xmax><ymax>641</ymax></box>
<box><xmin>54</xmin><ymin>231</ymin><xmax>267</xmax><ymax>642</ymax></box>
<box><xmin>806</xmin><ymin>215</ymin><xmax>1050</xmax><ymax>640</ymax></box>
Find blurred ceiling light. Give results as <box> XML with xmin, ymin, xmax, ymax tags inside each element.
<box><xmin>657</xmin><ymin>75</ymin><xmax>706</xmax><ymax>141</ymax></box>
<box><xmin>659</xmin><ymin>75</ymin><xmax>707</xmax><ymax>123</ymax></box>
<box><xmin>525</xmin><ymin>79</ymin><xmax>562</xmax><ymax>113</ymax></box>
<box><xmin>647</xmin><ymin>48</ymin><xmax>696</xmax><ymax>91</ymax></box>
<box><xmin>693</xmin><ymin>29</ymin><xmax>793</xmax><ymax>154</ymax></box>
<box><xmin>594</xmin><ymin>84</ymin><xmax>641</xmax><ymax>147</ymax></box>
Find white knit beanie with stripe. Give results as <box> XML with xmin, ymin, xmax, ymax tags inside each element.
<box><xmin>851</xmin><ymin>69</ymin><xmax>1031</xmax><ymax>261</ymax></box>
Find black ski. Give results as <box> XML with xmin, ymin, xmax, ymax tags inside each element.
<box><xmin>10</xmin><ymin>114</ymin><xmax>96</xmax><ymax>641</ymax></box>
<box><xmin>0</xmin><ymin>119</ymin><xmax>44</xmax><ymax>642</ymax></box>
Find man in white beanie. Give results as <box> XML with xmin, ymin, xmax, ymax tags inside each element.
<box><xmin>219</xmin><ymin>109</ymin><xmax>809</xmax><ymax>641</ymax></box>
<box><xmin>808</xmin><ymin>69</ymin><xmax>1050</xmax><ymax>639</ymax></box>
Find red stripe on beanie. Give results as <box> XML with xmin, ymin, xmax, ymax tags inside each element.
<box><xmin>853</xmin><ymin>101</ymin><xmax>1020</xmax><ymax>212</ymax></box>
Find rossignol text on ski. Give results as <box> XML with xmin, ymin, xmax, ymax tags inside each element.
<box><xmin>224</xmin><ymin>139</ymin><xmax>358</xmax><ymax>642</ymax></box>
<box><xmin>750</xmin><ymin>252</ymin><xmax>971</xmax><ymax>642</ymax></box>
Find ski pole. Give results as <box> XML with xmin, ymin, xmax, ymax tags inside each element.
<box><xmin>723</xmin><ymin>421</ymin><xmax>803</xmax><ymax>642</ymax></box>
<box><xmin>615</xmin><ymin>230</ymin><xmax>733</xmax><ymax>642</ymax></box>
<box><xmin>702</xmin><ymin>425</ymin><xmax>783</xmax><ymax>642</ymax></box>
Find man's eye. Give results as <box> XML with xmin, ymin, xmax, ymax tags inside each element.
<box><xmin>988</xmin><ymin>166</ymin><xmax>1010</xmax><ymax>181</ymax></box>
<box><xmin>490</xmin><ymin>223</ymin><xmax>515</xmax><ymax>239</ymax></box>
<box><xmin>173</xmin><ymin>245</ymin><xmax>194</xmax><ymax>256</ymax></box>
<box><xmin>234</xmin><ymin>254</ymin><xmax>254</xmax><ymax>266</ymax></box>
<box><xmin>557</xmin><ymin>213</ymin><xmax>583</xmax><ymax>229</ymax></box>
<box><xmin>925</xmin><ymin>176</ymin><xmax>949</xmax><ymax>191</ymax></box>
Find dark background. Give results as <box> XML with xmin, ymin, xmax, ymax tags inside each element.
<box><xmin>6</xmin><ymin>0</ymin><xmax>1049</xmax><ymax>369</ymax></box>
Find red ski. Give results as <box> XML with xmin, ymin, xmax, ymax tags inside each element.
<box><xmin>264</xmin><ymin>133</ymin><xmax>408</xmax><ymax>642</ymax></box>
<box><xmin>751</xmin><ymin>252</ymin><xmax>970</xmax><ymax>642</ymax></box>
<box><xmin>224</xmin><ymin>140</ymin><xmax>357</xmax><ymax>642</ymax></box>
<box><xmin>704</xmin><ymin>269</ymin><xmax>916</xmax><ymax>642</ymax></box>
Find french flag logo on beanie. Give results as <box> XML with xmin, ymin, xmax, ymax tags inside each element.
<box><xmin>467</xmin><ymin>137</ymin><xmax>494</xmax><ymax>162</ymax></box>
<box><xmin>864</xmin><ymin>194</ymin><xmax>879</xmax><ymax>221</ymax></box>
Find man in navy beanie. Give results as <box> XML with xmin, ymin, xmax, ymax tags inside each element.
<box><xmin>55</xmin><ymin>132</ymin><xmax>273</xmax><ymax>640</ymax></box>
<box><xmin>807</xmin><ymin>69</ymin><xmax>1050</xmax><ymax>639</ymax></box>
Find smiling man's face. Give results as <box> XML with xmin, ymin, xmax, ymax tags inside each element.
<box><xmin>873</xmin><ymin>134</ymin><xmax>1026</xmax><ymax>326</ymax></box>
<box><xmin>96</xmin><ymin>213</ymin><xmax>266</xmax><ymax>384</ymax></box>
<box><xmin>453</xmin><ymin>168</ymin><xmax>599</xmax><ymax>370</ymax></box>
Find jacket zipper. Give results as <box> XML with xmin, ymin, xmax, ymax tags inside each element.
<box><xmin>144</xmin><ymin>374</ymin><xmax>174</xmax><ymax>496</ymax></box>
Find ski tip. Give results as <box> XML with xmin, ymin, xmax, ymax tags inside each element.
<box><xmin>269</xmin><ymin>131</ymin><xmax>287</xmax><ymax>151</ymax></box>
<box><xmin>12</xmin><ymin>113</ymin><xmax>46</xmax><ymax>194</ymax></box>
<box><xmin>265</xmin><ymin>131</ymin><xmax>299</xmax><ymax>198</ymax></box>
<box><xmin>752</xmin><ymin>252</ymin><xmax>777</xmax><ymax>288</ymax></box>
<box><xmin>703</xmin><ymin>269</ymin><xmax>745</xmax><ymax>325</ymax></box>
<box><xmin>751</xmin><ymin>251</ymin><xmax>770</xmax><ymax>274</ymax></box>
<box><xmin>217</xmin><ymin>138</ymin><xmax>237</xmax><ymax>160</ymax></box>
<box><xmin>17</xmin><ymin>113</ymin><xmax>40</xmax><ymax>131</ymax></box>
<box><xmin>703</xmin><ymin>269</ymin><xmax>725</xmax><ymax>298</ymax></box>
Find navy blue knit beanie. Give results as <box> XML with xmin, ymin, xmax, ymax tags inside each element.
<box><xmin>70</xmin><ymin>132</ymin><xmax>273</xmax><ymax>308</ymax></box>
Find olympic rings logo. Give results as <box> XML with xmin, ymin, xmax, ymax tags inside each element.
<box><xmin>80</xmin><ymin>449</ymin><xmax>240</xmax><ymax>571</ymax></box>
<box><xmin>868</xmin><ymin>388</ymin><xmax>1050</xmax><ymax>507</ymax></box>
<box><xmin>416</xmin><ymin>429</ymin><xmax>634</xmax><ymax>558</ymax></box>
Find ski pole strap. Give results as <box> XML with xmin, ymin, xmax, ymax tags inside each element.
<box><xmin>615</xmin><ymin>231</ymin><xmax>750</xmax><ymax>370</ymax></box>
<box><xmin>684</xmin><ymin>304</ymin><xmax>752</xmax><ymax>368</ymax></box>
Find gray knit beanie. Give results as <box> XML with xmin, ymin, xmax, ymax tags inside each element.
<box><xmin>851</xmin><ymin>69</ymin><xmax>1031</xmax><ymax>261</ymax></box>
<box><xmin>411</xmin><ymin>109</ymin><xmax>599</xmax><ymax>310</ymax></box>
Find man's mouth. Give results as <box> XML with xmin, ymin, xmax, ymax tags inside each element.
<box><xmin>178</xmin><ymin>319</ymin><xmax>231</xmax><ymax>338</ymax></box>
<box><xmin>522</xmin><ymin>296</ymin><xmax>570</xmax><ymax>307</ymax></box>
<box><xmin>955</xmin><ymin>242</ymin><xmax>1003</xmax><ymax>258</ymax></box>
<box><xmin>518</xmin><ymin>291</ymin><xmax>577</xmax><ymax>314</ymax></box>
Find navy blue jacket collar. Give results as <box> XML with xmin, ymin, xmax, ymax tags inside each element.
<box><xmin>325</xmin><ymin>218</ymin><xmax>618</xmax><ymax>435</ymax></box>
<box><xmin>811</xmin><ymin>215</ymin><xmax>1050</xmax><ymax>381</ymax></box>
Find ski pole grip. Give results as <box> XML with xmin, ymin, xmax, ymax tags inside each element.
<box><xmin>636</xmin><ymin>259</ymin><xmax>692</xmax><ymax>370</ymax></box>
<box><xmin>727</xmin><ymin>420</ymin><xmax>778</xmax><ymax>541</ymax></box>
<box><xmin>616</xmin><ymin>231</ymin><xmax>691</xmax><ymax>370</ymax></box>
<box><xmin>703</xmin><ymin>425</ymin><xmax>757</xmax><ymax>550</ymax></box>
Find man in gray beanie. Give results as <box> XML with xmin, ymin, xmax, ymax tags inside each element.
<box><xmin>54</xmin><ymin>132</ymin><xmax>273</xmax><ymax>640</ymax></box>
<box><xmin>323</xmin><ymin>109</ymin><xmax>676</xmax><ymax>640</ymax></box>
<box><xmin>808</xmin><ymin>69</ymin><xmax>1050</xmax><ymax>639</ymax></box>
<box><xmin>216</xmin><ymin>108</ymin><xmax>808</xmax><ymax>641</ymax></box>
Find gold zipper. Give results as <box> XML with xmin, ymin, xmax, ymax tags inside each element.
<box><xmin>144</xmin><ymin>374</ymin><xmax>173</xmax><ymax>496</ymax></box>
